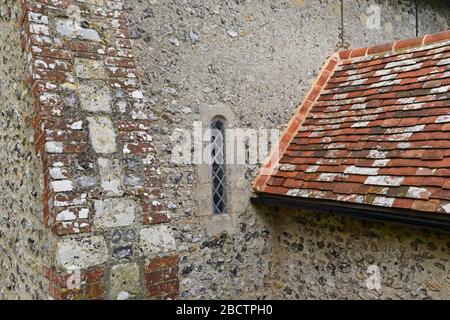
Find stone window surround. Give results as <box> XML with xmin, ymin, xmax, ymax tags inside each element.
<box><xmin>196</xmin><ymin>103</ymin><xmax>247</xmax><ymax>236</ymax></box>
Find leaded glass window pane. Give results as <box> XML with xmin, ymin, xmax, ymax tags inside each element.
<box><xmin>211</xmin><ymin>118</ymin><xmax>227</xmax><ymax>214</ymax></box>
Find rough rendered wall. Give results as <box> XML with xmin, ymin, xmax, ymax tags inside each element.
<box><xmin>128</xmin><ymin>0</ymin><xmax>449</xmax><ymax>299</ymax></box>
<box><xmin>267</xmin><ymin>209</ymin><xmax>449</xmax><ymax>299</ymax></box>
<box><xmin>0</xmin><ymin>0</ymin><xmax>52</xmax><ymax>299</ymax></box>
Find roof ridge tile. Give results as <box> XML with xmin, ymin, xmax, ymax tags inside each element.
<box><xmin>339</xmin><ymin>30</ymin><xmax>450</xmax><ymax>61</ymax></box>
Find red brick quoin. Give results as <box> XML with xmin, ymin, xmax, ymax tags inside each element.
<box><xmin>144</xmin><ymin>256</ymin><xmax>180</xmax><ymax>300</ymax></box>
<box><xmin>20</xmin><ymin>0</ymin><xmax>179</xmax><ymax>299</ymax></box>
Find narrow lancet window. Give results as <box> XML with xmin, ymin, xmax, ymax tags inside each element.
<box><xmin>211</xmin><ymin>118</ymin><xmax>227</xmax><ymax>214</ymax></box>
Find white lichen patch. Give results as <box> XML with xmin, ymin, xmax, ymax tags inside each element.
<box><xmin>70</xmin><ymin>120</ymin><xmax>83</xmax><ymax>130</ymax></box>
<box><xmin>373</xmin><ymin>159</ymin><xmax>390</xmax><ymax>167</ymax></box>
<box><xmin>351</xmin><ymin>121</ymin><xmax>369</xmax><ymax>128</ymax></box>
<box><xmin>442</xmin><ymin>203</ymin><xmax>450</xmax><ymax>213</ymax></box>
<box><xmin>305</xmin><ymin>165</ymin><xmax>319</xmax><ymax>173</ymax></box>
<box><xmin>406</xmin><ymin>187</ymin><xmax>431</xmax><ymax>200</ymax></box>
<box><xmin>278</xmin><ymin>164</ymin><xmax>296</xmax><ymax>171</ymax></box>
<box><xmin>368</xmin><ymin>150</ymin><xmax>388</xmax><ymax>159</ymax></box>
<box><xmin>372</xmin><ymin>196</ymin><xmax>395</xmax><ymax>207</ymax></box>
<box><xmin>286</xmin><ymin>189</ymin><xmax>311</xmax><ymax>197</ymax></box>
<box><xmin>435</xmin><ymin>115</ymin><xmax>450</xmax><ymax>123</ymax></box>
<box><xmin>318</xmin><ymin>173</ymin><xmax>339</xmax><ymax>181</ymax></box>
<box><xmin>110</xmin><ymin>263</ymin><xmax>140</xmax><ymax>300</ymax></box>
<box><xmin>344</xmin><ymin>166</ymin><xmax>379</xmax><ymax>175</ymax></box>
<box><xmin>364</xmin><ymin>175</ymin><xmax>404</xmax><ymax>186</ymax></box>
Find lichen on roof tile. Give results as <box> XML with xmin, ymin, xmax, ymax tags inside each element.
<box><xmin>253</xmin><ymin>31</ymin><xmax>450</xmax><ymax>215</ymax></box>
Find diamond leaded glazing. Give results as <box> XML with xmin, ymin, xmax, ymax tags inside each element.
<box><xmin>211</xmin><ymin>118</ymin><xmax>227</xmax><ymax>214</ymax></box>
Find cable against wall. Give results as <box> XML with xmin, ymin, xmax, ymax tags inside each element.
<box><xmin>337</xmin><ymin>0</ymin><xmax>349</xmax><ymax>50</ymax></box>
<box><xmin>415</xmin><ymin>0</ymin><xmax>419</xmax><ymax>36</ymax></box>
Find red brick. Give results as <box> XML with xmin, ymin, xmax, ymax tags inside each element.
<box><xmin>32</xmin><ymin>47</ymin><xmax>72</xmax><ymax>60</ymax></box>
<box><xmin>423</xmin><ymin>30</ymin><xmax>450</xmax><ymax>44</ymax></box>
<box><xmin>148</xmin><ymin>280</ymin><xmax>179</xmax><ymax>297</ymax></box>
<box><xmin>83</xmin><ymin>268</ymin><xmax>104</xmax><ymax>283</ymax></box>
<box><xmin>65</xmin><ymin>40</ymin><xmax>107</xmax><ymax>54</ymax></box>
<box><xmin>145</xmin><ymin>255</ymin><xmax>180</xmax><ymax>272</ymax></box>
<box><xmin>144</xmin><ymin>212</ymin><xmax>171</xmax><ymax>225</ymax></box>
<box><xmin>117</xmin><ymin>120</ymin><xmax>151</xmax><ymax>131</ymax></box>
<box><xmin>86</xmin><ymin>282</ymin><xmax>105</xmax><ymax>300</ymax></box>
<box><xmin>33</xmin><ymin>57</ymin><xmax>73</xmax><ymax>72</ymax></box>
<box><xmin>115</xmin><ymin>38</ymin><xmax>132</xmax><ymax>48</ymax></box>
<box><xmin>145</xmin><ymin>270</ymin><xmax>163</xmax><ymax>285</ymax></box>
<box><xmin>349</xmin><ymin>47</ymin><xmax>367</xmax><ymax>58</ymax></box>
<box><xmin>45</xmin><ymin>130</ymin><xmax>87</xmax><ymax>142</ymax></box>
<box><xmin>123</xmin><ymin>142</ymin><xmax>153</xmax><ymax>154</ymax></box>
<box><xmin>367</xmin><ymin>42</ymin><xmax>394</xmax><ymax>55</ymax></box>
<box><xmin>105</xmin><ymin>57</ymin><xmax>136</xmax><ymax>68</ymax></box>
<box><xmin>33</xmin><ymin>68</ymin><xmax>74</xmax><ymax>83</ymax></box>
<box><xmin>393</xmin><ymin>36</ymin><xmax>423</xmax><ymax>50</ymax></box>
<box><xmin>338</xmin><ymin>50</ymin><xmax>351</xmax><ymax>60</ymax></box>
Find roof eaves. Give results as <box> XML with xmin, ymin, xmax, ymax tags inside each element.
<box><xmin>251</xmin><ymin>194</ymin><xmax>450</xmax><ymax>233</ymax></box>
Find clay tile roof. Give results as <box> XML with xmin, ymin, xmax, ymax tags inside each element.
<box><xmin>253</xmin><ymin>30</ymin><xmax>450</xmax><ymax>216</ymax></box>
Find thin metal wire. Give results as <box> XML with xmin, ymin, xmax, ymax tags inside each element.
<box><xmin>341</xmin><ymin>0</ymin><xmax>344</xmax><ymax>48</ymax></box>
<box><xmin>415</xmin><ymin>0</ymin><xmax>419</xmax><ymax>37</ymax></box>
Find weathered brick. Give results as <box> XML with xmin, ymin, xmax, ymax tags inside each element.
<box><xmin>148</xmin><ymin>280</ymin><xmax>179</xmax><ymax>298</ymax></box>
<box><xmin>105</xmin><ymin>56</ymin><xmax>135</xmax><ymax>68</ymax></box>
<box><xmin>32</xmin><ymin>46</ymin><xmax>72</xmax><ymax>60</ymax></box>
<box><xmin>145</xmin><ymin>255</ymin><xmax>180</xmax><ymax>272</ymax></box>
<box><xmin>33</xmin><ymin>68</ymin><xmax>75</xmax><ymax>83</ymax></box>
<box><xmin>17</xmin><ymin>0</ymin><xmax>179</xmax><ymax>300</ymax></box>
<box><xmin>123</xmin><ymin>142</ymin><xmax>153</xmax><ymax>154</ymax></box>
<box><xmin>144</xmin><ymin>212</ymin><xmax>171</xmax><ymax>225</ymax></box>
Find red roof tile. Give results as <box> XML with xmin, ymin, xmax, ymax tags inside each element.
<box><xmin>253</xmin><ymin>30</ymin><xmax>450</xmax><ymax>215</ymax></box>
